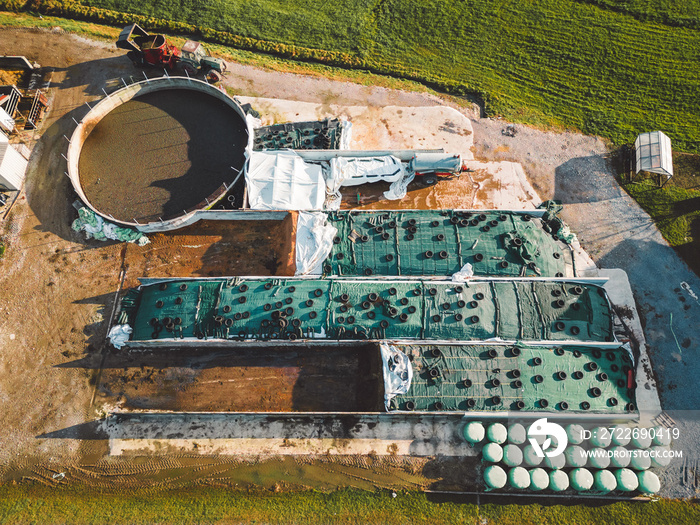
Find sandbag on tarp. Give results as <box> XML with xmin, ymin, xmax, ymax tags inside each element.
<box><xmin>72</xmin><ymin>206</ymin><xmax>149</xmax><ymax>245</ymax></box>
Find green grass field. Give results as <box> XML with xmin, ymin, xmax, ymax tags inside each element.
<box><xmin>1</xmin><ymin>485</ymin><xmax>700</xmax><ymax>525</ymax></box>
<box><xmin>69</xmin><ymin>0</ymin><xmax>700</xmax><ymax>153</ymax></box>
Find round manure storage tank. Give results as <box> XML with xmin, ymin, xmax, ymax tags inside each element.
<box><xmin>508</xmin><ymin>467</ymin><xmax>530</xmax><ymax>489</ymax></box>
<box><xmin>530</xmin><ymin>468</ymin><xmax>549</xmax><ymax>491</ymax></box>
<box><xmin>594</xmin><ymin>470</ymin><xmax>617</xmax><ymax>493</ymax></box>
<box><xmin>484</xmin><ymin>465</ymin><xmax>507</xmax><ymax>489</ymax></box>
<box><xmin>463</xmin><ymin>421</ymin><xmax>485</xmax><ymax>444</ymax></box>
<box><xmin>68</xmin><ymin>77</ymin><xmax>249</xmax><ymax>231</ymax></box>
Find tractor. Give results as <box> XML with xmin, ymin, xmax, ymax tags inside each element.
<box><xmin>116</xmin><ymin>24</ymin><xmax>226</xmax><ymax>82</ymax></box>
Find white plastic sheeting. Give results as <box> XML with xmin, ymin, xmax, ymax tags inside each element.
<box><xmin>108</xmin><ymin>324</ymin><xmax>133</xmax><ymax>349</ymax></box>
<box><xmin>380</xmin><ymin>343</ymin><xmax>413</xmax><ymax>411</ymax></box>
<box><xmin>246</xmin><ymin>151</ymin><xmax>326</xmax><ymax>210</ymax></box>
<box><xmin>294</xmin><ymin>211</ymin><xmax>337</xmax><ymax>275</ymax></box>
<box><xmin>326</xmin><ymin>155</ymin><xmax>404</xmax><ymax>193</ymax></box>
<box><xmin>383</xmin><ymin>170</ymin><xmax>415</xmax><ymax>201</ymax></box>
<box><xmin>339</xmin><ymin>120</ymin><xmax>352</xmax><ymax>149</ymax></box>
<box><xmin>451</xmin><ymin>263</ymin><xmax>475</xmax><ymax>281</ymax></box>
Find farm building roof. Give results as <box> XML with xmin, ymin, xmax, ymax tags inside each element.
<box><xmin>120</xmin><ymin>277</ymin><xmax>614</xmax><ymax>346</ymax></box>
<box><xmin>324</xmin><ymin>209</ymin><xmax>573</xmax><ymax>277</ymax></box>
<box><xmin>389</xmin><ymin>343</ymin><xmax>635</xmax><ymax>414</ymax></box>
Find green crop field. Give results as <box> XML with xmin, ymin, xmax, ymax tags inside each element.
<box><xmin>1</xmin><ymin>485</ymin><xmax>700</xmax><ymax>525</ymax></box>
<box><xmin>29</xmin><ymin>0</ymin><xmax>700</xmax><ymax>153</ymax></box>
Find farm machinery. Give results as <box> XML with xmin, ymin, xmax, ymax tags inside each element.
<box><xmin>116</xmin><ymin>24</ymin><xmax>227</xmax><ymax>83</ymax></box>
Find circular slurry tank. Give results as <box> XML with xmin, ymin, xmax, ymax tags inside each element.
<box><xmin>69</xmin><ymin>77</ymin><xmax>248</xmax><ymax>230</ymax></box>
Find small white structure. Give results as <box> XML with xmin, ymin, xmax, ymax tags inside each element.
<box><xmin>0</xmin><ymin>132</ymin><xmax>27</xmax><ymax>191</ymax></box>
<box><xmin>634</xmin><ymin>131</ymin><xmax>673</xmax><ymax>179</ymax></box>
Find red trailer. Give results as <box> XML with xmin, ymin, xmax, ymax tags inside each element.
<box><xmin>116</xmin><ymin>24</ymin><xmax>180</xmax><ymax>69</ymax></box>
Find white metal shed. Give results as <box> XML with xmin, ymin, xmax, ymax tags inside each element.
<box><xmin>634</xmin><ymin>131</ymin><xmax>673</xmax><ymax>178</ymax></box>
<box><xmin>0</xmin><ymin>132</ymin><xmax>28</xmax><ymax>191</ymax></box>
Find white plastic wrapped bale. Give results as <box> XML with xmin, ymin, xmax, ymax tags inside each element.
<box><xmin>530</xmin><ymin>468</ymin><xmax>549</xmax><ymax>491</ymax></box>
<box><xmin>638</xmin><ymin>471</ymin><xmax>661</xmax><ymax>494</ymax></box>
<box><xmin>590</xmin><ymin>427</ymin><xmax>612</xmax><ymax>448</ymax></box>
<box><xmin>594</xmin><ymin>470</ymin><xmax>617</xmax><ymax>493</ymax></box>
<box><xmin>566</xmin><ymin>424</ymin><xmax>586</xmax><ymax>445</ymax></box>
<box><xmin>522</xmin><ymin>444</ymin><xmax>543</xmax><ymax>467</ymax></box>
<box><xmin>544</xmin><ymin>452</ymin><xmax>566</xmax><ymax>470</ymax></box>
<box><xmin>615</xmin><ymin>468</ymin><xmax>639</xmax><ymax>492</ymax></box>
<box><xmin>609</xmin><ymin>446</ymin><xmax>631</xmax><ymax>468</ymax></box>
<box><xmin>483</xmin><ymin>465</ymin><xmax>507</xmax><ymax>490</ymax></box>
<box><xmin>246</xmin><ymin>151</ymin><xmax>325</xmax><ymax>210</ymax></box>
<box><xmin>569</xmin><ymin>468</ymin><xmax>594</xmax><ymax>491</ymax></box>
<box><xmin>507</xmin><ymin>423</ymin><xmax>527</xmax><ymax>445</ymax></box>
<box><xmin>630</xmin><ymin>429</ymin><xmax>653</xmax><ymax>449</ymax></box>
<box><xmin>463</xmin><ymin>421</ymin><xmax>485</xmax><ymax>444</ymax></box>
<box><xmin>565</xmin><ymin>445</ymin><xmax>587</xmax><ymax>468</ymax></box>
<box><xmin>482</xmin><ymin>443</ymin><xmax>503</xmax><ymax>463</ymax></box>
<box><xmin>294</xmin><ymin>212</ymin><xmax>337</xmax><ymax>275</ymax></box>
<box><xmin>611</xmin><ymin>425</ymin><xmax>631</xmax><ymax>446</ymax></box>
<box><xmin>589</xmin><ymin>448</ymin><xmax>611</xmax><ymax>469</ymax></box>
<box><xmin>549</xmin><ymin>470</ymin><xmax>569</xmax><ymax>492</ymax></box>
<box><xmin>486</xmin><ymin>423</ymin><xmax>508</xmax><ymax>444</ymax></box>
<box><xmin>652</xmin><ymin>426</ymin><xmax>673</xmax><ymax>446</ymax></box>
<box><xmin>650</xmin><ymin>446</ymin><xmax>672</xmax><ymax>468</ymax></box>
<box><xmin>508</xmin><ymin>467</ymin><xmax>530</xmax><ymax>489</ymax></box>
<box><xmin>502</xmin><ymin>444</ymin><xmax>523</xmax><ymax>467</ymax></box>
<box><xmin>380</xmin><ymin>344</ymin><xmax>413</xmax><ymax>411</ymax></box>
<box><xmin>630</xmin><ymin>452</ymin><xmax>652</xmax><ymax>471</ymax></box>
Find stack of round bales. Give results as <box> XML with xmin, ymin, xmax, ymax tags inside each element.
<box><xmin>465</xmin><ymin>420</ymin><xmax>668</xmax><ymax>494</ymax></box>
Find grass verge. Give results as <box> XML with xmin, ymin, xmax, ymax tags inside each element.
<box><xmin>1</xmin><ymin>485</ymin><xmax>700</xmax><ymax>525</ymax></box>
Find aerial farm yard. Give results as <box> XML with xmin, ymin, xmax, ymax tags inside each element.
<box><xmin>0</xmin><ymin>1</ymin><xmax>699</xmax><ymax>523</ymax></box>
